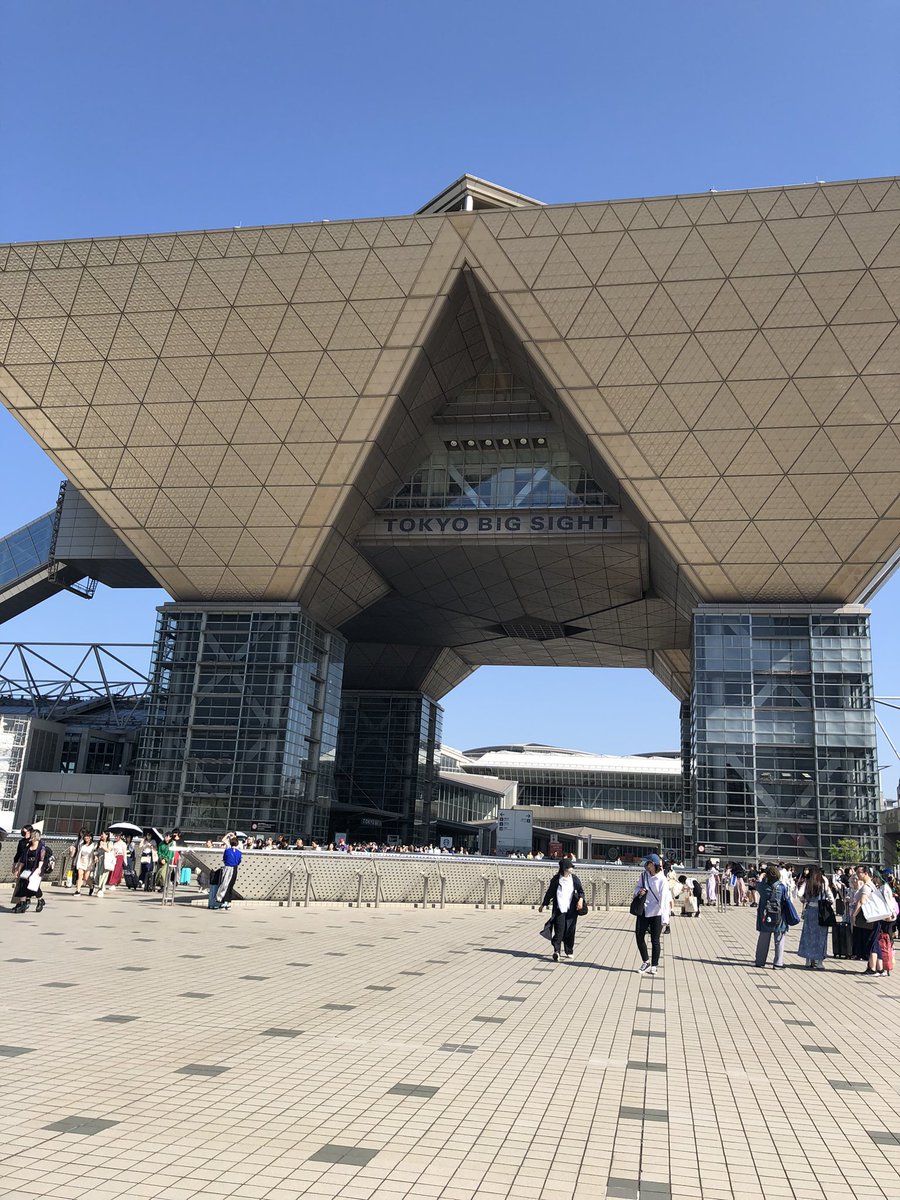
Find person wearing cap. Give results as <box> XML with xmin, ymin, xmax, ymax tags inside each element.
<box><xmin>539</xmin><ymin>857</ymin><xmax>585</xmax><ymax>962</ymax></box>
<box><xmin>633</xmin><ymin>853</ymin><xmax>672</xmax><ymax>975</ymax></box>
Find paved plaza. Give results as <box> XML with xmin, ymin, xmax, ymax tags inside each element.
<box><xmin>1</xmin><ymin>892</ymin><xmax>898</xmax><ymax>1200</ymax></box>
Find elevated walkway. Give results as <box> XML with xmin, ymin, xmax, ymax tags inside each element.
<box><xmin>0</xmin><ymin>483</ymin><xmax>157</xmax><ymax>625</ymax></box>
<box><xmin>0</xmin><ymin>509</ymin><xmax>93</xmax><ymax>622</ymax></box>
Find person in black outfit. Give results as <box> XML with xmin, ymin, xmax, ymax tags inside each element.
<box><xmin>12</xmin><ymin>827</ymin><xmax>50</xmax><ymax>914</ymax></box>
<box><xmin>539</xmin><ymin>858</ymin><xmax>585</xmax><ymax>962</ymax></box>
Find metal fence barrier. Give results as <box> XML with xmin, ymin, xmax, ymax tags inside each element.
<box><xmin>0</xmin><ymin>840</ymin><xmax>717</xmax><ymax>910</ymax></box>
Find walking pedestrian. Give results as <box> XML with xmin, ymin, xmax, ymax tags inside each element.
<box><xmin>93</xmin><ymin>831</ymin><xmax>115</xmax><ymax>897</ymax></box>
<box><xmin>11</xmin><ymin>826</ymin><xmax>51</xmax><ymax>914</ymax></box>
<box><xmin>212</xmin><ymin>836</ymin><xmax>242</xmax><ymax>910</ymax></box>
<box><xmin>74</xmin><ymin>831</ymin><xmax>96</xmax><ymax>895</ymax></box>
<box><xmin>107</xmin><ymin>832</ymin><xmax>127</xmax><ymax>888</ymax></box>
<box><xmin>796</xmin><ymin>866</ymin><xmax>835</xmax><ymax>969</ymax></box>
<box><xmin>755</xmin><ymin>865</ymin><xmax>788</xmax><ymax>968</ymax></box>
<box><xmin>633</xmin><ymin>853</ymin><xmax>672</xmax><ymax>975</ymax></box>
<box><xmin>136</xmin><ymin>834</ymin><xmax>157</xmax><ymax>891</ymax></box>
<box><xmin>539</xmin><ymin>857</ymin><xmax>585</xmax><ymax>962</ymax></box>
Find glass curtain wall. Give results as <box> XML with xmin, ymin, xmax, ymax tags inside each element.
<box><xmin>691</xmin><ymin>608</ymin><xmax>879</xmax><ymax>865</ymax></box>
<box><xmin>335</xmin><ymin>692</ymin><xmax>443</xmax><ymax>843</ymax></box>
<box><xmin>132</xmin><ymin>605</ymin><xmax>345</xmax><ymax>839</ymax></box>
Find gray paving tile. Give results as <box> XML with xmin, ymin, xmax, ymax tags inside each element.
<box><xmin>472</xmin><ymin>1015</ymin><xmax>505</xmax><ymax>1024</ymax></box>
<box><xmin>400</xmin><ymin>970</ymin><xmax>424</xmax><ymax>976</ymax></box>
<box><xmin>640</xmin><ymin>1186</ymin><xmax>672</xmax><ymax>1198</ymax></box>
<box><xmin>627</xmin><ymin>1060</ymin><xmax>666</xmax><ymax>1072</ymax></box>
<box><xmin>308</xmin><ymin>1143</ymin><xmax>378</xmax><ymax>1166</ymax></box>
<box><xmin>0</xmin><ymin>1045</ymin><xmax>35</xmax><ymax>1057</ymax></box>
<box><xmin>42</xmin><ymin>982</ymin><xmax>76</xmax><ymax>988</ymax></box>
<box><xmin>240</xmin><ymin>974</ymin><xmax>268</xmax><ymax>980</ymax></box>
<box><xmin>119</xmin><ymin>966</ymin><xmax>149</xmax><ymax>972</ymax></box>
<box><xmin>620</xmin><ymin>1106</ymin><xmax>668</xmax><ymax>1121</ymax></box>
<box><xmin>43</xmin><ymin>1116</ymin><xmax>120</xmax><ymax>1135</ymax></box>
<box><xmin>831</xmin><ymin>1080</ymin><xmax>874</xmax><ymax>1092</ymax></box>
<box><xmin>438</xmin><ymin>1043</ymin><xmax>478</xmax><ymax>1053</ymax></box>
<box><xmin>498</xmin><ymin>995</ymin><xmax>527</xmax><ymax>1001</ymax></box>
<box><xmin>322</xmin><ymin>1003</ymin><xmax>355</xmax><ymax>1011</ymax></box>
<box><xmin>802</xmin><ymin>1045</ymin><xmax>838</xmax><ymax>1054</ymax></box>
<box><xmin>8</xmin><ymin>957</ymin><xmax>33</xmax><ymax>962</ymax></box>
<box><xmin>784</xmin><ymin>1019</ymin><xmax>814</xmax><ymax>1026</ymax></box>
<box><xmin>632</xmin><ymin>1029</ymin><xmax>665</xmax><ymax>1038</ymax></box>
<box><xmin>868</xmin><ymin>1130</ymin><xmax>900</xmax><ymax>1145</ymax></box>
<box><xmin>180</xmin><ymin>991</ymin><xmax>212</xmax><ymax>998</ymax></box>
<box><xmin>388</xmin><ymin>1083</ymin><xmax>439</xmax><ymax>1098</ymax></box>
<box><xmin>97</xmin><ymin>1015</ymin><xmax>139</xmax><ymax>1024</ymax></box>
<box><xmin>175</xmin><ymin>1064</ymin><xmax>230</xmax><ymax>1076</ymax></box>
<box><xmin>262</xmin><ymin>1028</ymin><xmax>303</xmax><ymax>1038</ymax></box>
<box><xmin>366</xmin><ymin>985</ymin><xmax>394</xmax><ymax>991</ymax></box>
<box><xmin>605</xmin><ymin>1180</ymin><xmax>639</xmax><ymax>1200</ymax></box>
<box><xmin>287</xmin><ymin>962</ymin><xmax>311</xmax><ymax>967</ymax></box>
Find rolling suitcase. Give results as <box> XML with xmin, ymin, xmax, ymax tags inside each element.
<box><xmin>832</xmin><ymin>923</ymin><xmax>852</xmax><ymax>959</ymax></box>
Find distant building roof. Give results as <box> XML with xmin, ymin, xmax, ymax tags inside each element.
<box><xmin>417</xmin><ymin>174</ymin><xmax>542</xmax><ymax>215</ymax></box>
<box><xmin>454</xmin><ymin>744</ymin><xmax>682</xmax><ymax>775</ymax></box>
<box><xmin>438</xmin><ymin>770</ymin><xmax>514</xmax><ymax>796</ymax></box>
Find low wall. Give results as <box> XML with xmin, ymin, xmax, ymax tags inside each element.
<box><xmin>0</xmin><ymin>840</ymin><xmax>710</xmax><ymax>908</ymax></box>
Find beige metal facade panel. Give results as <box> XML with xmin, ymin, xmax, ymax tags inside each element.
<box><xmin>1</xmin><ymin>177</ymin><xmax>899</xmax><ymax>628</ymax></box>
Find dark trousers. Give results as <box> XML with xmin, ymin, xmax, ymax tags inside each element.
<box><xmin>551</xmin><ymin>909</ymin><xmax>577</xmax><ymax>954</ymax></box>
<box><xmin>636</xmin><ymin>914</ymin><xmax>663</xmax><ymax>966</ymax></box>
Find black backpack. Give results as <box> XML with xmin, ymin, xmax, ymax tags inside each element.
<box><xmin>761</xmin><ymin>883</ymin><xmax>782</xmax><ymax>928</ymax></box>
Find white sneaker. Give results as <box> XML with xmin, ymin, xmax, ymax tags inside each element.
<box><xmin>649</xmin><ymin>966</ymin><xmax>658</xmax><ymax>975</ymax></box>
<box><xmin>638</xmin><ymin>961</ymin><xmax>651</xmax><ymax>974</ymax></box>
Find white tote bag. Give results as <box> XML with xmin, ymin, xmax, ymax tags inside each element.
<box><xmin>861</xmin><ymin>888</ymin><xmax>892</xmax><ymax>923</ymax></box>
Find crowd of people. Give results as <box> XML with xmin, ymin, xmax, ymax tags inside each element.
<box><xmin>8</xmin><ymin>822</ymin><xmax>900</xmax><ymax>980</ymax></box>
<box><xmin>214</xmin><ymin>837</ymin><xmax>478</xmax><ymax>855</ymax></box>
<box><xmin>532</xmin><ymin>851</ymin><xmax>900</xmax><ymax>976</ymax></box>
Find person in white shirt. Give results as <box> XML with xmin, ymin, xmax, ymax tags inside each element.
<box><xmin>633</xmin><ymin>853</ymin><xmax>673</xmax><ymax>975</ymax></box>
<box><xmin>539</xmin><ymin>858</ymin><xmax>586</xmax><ymax>962</ymax></box>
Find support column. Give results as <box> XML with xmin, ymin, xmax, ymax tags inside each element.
<box><xmin>690</xmin><ymin>605</ymin><xmax>879</xmax><ymax>867</ymax></box>
<box><xmin>334</xmin><ymin>691</ymin><xmax>443</xmax><ymax>845</ymax></box>
<box><xmin>132</xmin><ymin>603</ymin><xmax>344</xmax><ymax>839</ymax></box>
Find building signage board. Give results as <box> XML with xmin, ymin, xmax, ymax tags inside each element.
<box><xmin>497</xmin><ymin>809</ymin><xmax>533</xmax><ymax>853</ymax></box>
<box><xmin>362</xmin><ymin>509</ymin><xmax>626</xmax><ymax>542</ymax></box>
<box><xmin>439</xmin><ymin>836</ymin><xmax>453</xmax><ymax>849</ymax></box>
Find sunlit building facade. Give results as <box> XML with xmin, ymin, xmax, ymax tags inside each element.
<box><xmin>1</xmin><ymin>173</ymin><xmax>898</xmax><ymax>857</ymax></box>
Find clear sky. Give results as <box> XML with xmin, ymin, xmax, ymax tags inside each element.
<box><xmin>2</xmin><ymin>1</ymin><xmax>899</xmax><ymax>788</ymax></box>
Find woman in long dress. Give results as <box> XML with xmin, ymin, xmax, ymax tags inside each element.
<box><xmin>797</xmin><ymin>866</ymin><xmax>834</xmax><ymax>969</ymax></box>
<box><xmin>706</xmin><ymin>863</ymin><xmax>719</xmax><ymax>906</ymax></box>
<box><xmin>107</xmin><ymin>833</ymin><xmax>127</xmax><ymax>887</ymax></box>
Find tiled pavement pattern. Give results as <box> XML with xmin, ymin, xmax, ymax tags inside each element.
<box><xmin>1</xmin><ymin>894</ymin><xmax>899</xmax><ymax>1200</ymax></box>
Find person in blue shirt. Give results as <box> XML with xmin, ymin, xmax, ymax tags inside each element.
<box><xmin>213</xmin><ymin>836</ymin><xmax>242</xmax><ymax>910</ymax></box>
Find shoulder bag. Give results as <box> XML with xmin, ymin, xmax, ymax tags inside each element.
<box><xmin>861</xmin><ymin>888</ymin><xmax>892</xmax><ymax>923</ymax></box>
<box><xmin>629</xmin><ymin>872</ymin><xmax>647</xmax><ymax>918</ymax></box>
<box><xmin>817</xmin><ymin>894</ymin><xmax>836</xmax><ymax>927</ymax></box>
<box><xmin>782</xmin><ymin>891</ymin><xmax>801</xmax><ymax>927</ymax></box>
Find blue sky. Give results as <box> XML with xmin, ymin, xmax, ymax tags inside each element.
<box><xmin>1</xmin><ymin>1</ymin><xmax>899</xmax><ymax>788</ymax></box>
